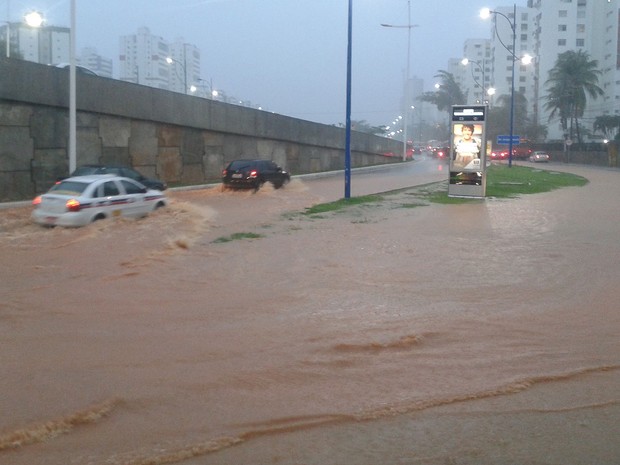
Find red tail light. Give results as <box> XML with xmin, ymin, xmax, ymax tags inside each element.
<box><xmin>249</xmin><ymin>169</ymin><xmax>258</xmax><ymax>178</ymax></box>
<box><xmin>66</xmin><ymin>198</ymin><xmax>81</xmax><ymax>212</ymax></box>
<box><xmin>222</xmin><ymin>169</ymin><xmax>227</xmax><ymax>176</ymax></box>
<box><xmin>32</xmin><ymin>196</ymin><xmax>42</xmax><ymax>206</ymax></box>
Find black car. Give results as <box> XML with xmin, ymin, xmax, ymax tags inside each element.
<box><xmin>222</xmin><ymin>159</ymin><xmax>290</xmax><ymax>190</ymax></box>
<box><xmin>68</xmin><ymin>165</ymin><xmax>167</xmax><ymax>191</ymax></box>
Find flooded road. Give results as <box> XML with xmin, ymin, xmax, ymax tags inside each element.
<box><xmin>1</xmin><ymin>158</ymin><xmax>619</xmax><ymax>464</ymax></box>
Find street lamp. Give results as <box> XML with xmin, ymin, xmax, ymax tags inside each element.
<box><xmin>4</xmin><ymin>5</ymin><xmax>44</xmax><ymax>58</ymax></box>
<box><xmin>381</xmin><ymin>0</ymin><xmax>419</xmax><ymax>162</ymax></box>
<box><xmin>166</xmin><ymin>55</ymin><xmax>188</xmax><ymax>94</ymax></box>
<box><xmin>461</xmin><ymin>57</ymin><xmax>487</xmax><ymax>103</ymax></box>
<box><xmin>190</xmin><ymin>78</ymin><xmax>219</xmax><ymax>99</ymax></box>
<box><xmin>481</xmin><ymin>4</ymin><xmax>517</xmax><ymax>167</ymax></box>
<box><xmin>24</xmin><ymin>10</ymin><xmax>44</xmax><ymax>28</ymax></box>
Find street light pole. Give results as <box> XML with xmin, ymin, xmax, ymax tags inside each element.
<box><xmin>481</xmin><ymin>4</ymin><xmax>517</xmax><ymax>167</ymax></box>
<box><xmin>166</xmin><ymin>55</ymin><xmax>188</xmax><ymax>94</ymax></box>
<box><xmin>461</xmin><ymin>57</ymin><xmax>486</xmax><ymax>103</ymax></box>
<box><xmin>381</xmin><ymin>1</ymin><xmax>418</xmax><ymax>162</ymax></box>
<box><xmin>508</xmin><ymin>3</ymin><xmax>516</xmax><ymax>168</ymax></box>
<box><xmin>5</xmin><ymin>0</ymin><xmax>9</xmax><ymax>58</ymax></box>
<box><xmin>344</xmin><ymin>0</ymin><xmax>352</xmax><ymax>199</ymax></box>
<box><xmin>69</xmin><ymin>0</ymin><xmax>77</xmax><ymax>172</ymax></box>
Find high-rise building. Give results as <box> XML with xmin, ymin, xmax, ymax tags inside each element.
<box><xmin>78</xmin><ymin>48</ymin><xmax>113</xmax><ymax>77</ymax></box>
<box><xmin>168</xmin><ymin>39</ymin><xmax>201</xmax><ymax>95</ymax></box>
<box><xmin>460</xmin><ymin>39</ymin><xmax>493</xmax><ymax>105</ymax></box>
<box><xmin>454</xmin><ymin>1</ymin><xmax>618</xmax><ymax>142</ymax></box>
<box><xmin>119</xmin><ymin>27</ymin><xmax>171</xmax><ymax>90</ymax></box>
<box><xmin>488</xmin><ymin>6</ymin><xmax>535</xmax><ymax>107</ymax></box>
<box><xmin>119</xmin><ymin>27</ymin><xmax>202</xmax><ymax>94</ymax></box>
<box><xmin>529</xmin><ymin>0</ymin><xmax>619</xmax><ymax>140</ymax></box>
<box><xmin>1</xmin><ymin>22</ymin><xmax>70</xmax><ymax>65</ymax></box>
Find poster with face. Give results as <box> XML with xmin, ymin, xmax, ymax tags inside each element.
<box><xmin>451</xmin><ymin>123</ymin><xmax>482</xmax><ymax>171</ymax></box>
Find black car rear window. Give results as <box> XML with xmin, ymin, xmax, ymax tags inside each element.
<box><xmin>228</xmin><ymin>160</ymin><xmax>255</xmax><ymax>170</ymax></box>
<box><xmin>72</xmin><ymin>166</ymin><xmax>103</xmax><ymax>176</ymax></box>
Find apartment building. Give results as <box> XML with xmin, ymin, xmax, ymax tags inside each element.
<box><xmin>455</xmin><ymin>1</ymin><xmax>618</xmax><ymax>141</ymax></box>
<box><xmin>530</xmin><ymin>0</ymin><xmax>618</xmax><ymax>140</ymax></box>
<box><xmin>1</xmin><ymin>22</ymin><xmax>70</xmax><ymax>65</ymax></box>
<box><xmin>119</xmin><ymin>27</ymin><xmax>171</xmax><ymax>90</ymax></box>
<box><xmin>119</xmin><ymin>27</ymin><xmax>201</xmax><ymax>94</ymax></box>
<box><xmin>460</xmin><ymin>39</ymin><xmax>493</xmax><ymax>105</ymax></box>
<box><xmin>78</xmin><ymin>47</ymin><xmax>113</xmax><ymax>78</ymax></box>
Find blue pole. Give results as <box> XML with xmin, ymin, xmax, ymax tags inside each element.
<box><xmin>508</xmin><ymin>3</ymin><xmax>516</xmax><ymax>168</ymax></box>
<box><xmin>344</xmin><ymin>0</ymin><xmax>352</xmax><ymax>198</ymax></box>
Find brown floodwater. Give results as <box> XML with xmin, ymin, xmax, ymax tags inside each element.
<box><xmin>1</xmin><ymin>160</ymin><xmax>618</xmax><ymax>465</ymax></box>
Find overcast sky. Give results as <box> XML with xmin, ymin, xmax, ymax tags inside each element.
<box><xmin>8</xmin><ymin>0</ymin><xmax>528</xmax><ymax>127</ymax></box>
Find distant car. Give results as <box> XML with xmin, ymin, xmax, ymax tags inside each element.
<box><xmin>512</xmin><ymin>146</ymin><xmax>533</xmax><ymax>160</ymax></box>
<box><xmin>67</xmin><ymin>165</ymin><xmax>167</xmax><ymax>191</ymax></box>
<box><xmin>222</xmin><ymin>159</ymin><xmax>290</xmax><ymax>190</ymax></box>
<box><xmin>490</xmin><ymin>150</ymin><xmax>508</xmax><ymax>160</ymax></box>
<box><xmin>434</xmin><ymin>147</ymin><xmax>450</xmax><ymax>162</ymax></box>
<box><xmin>529</xmin><ymin>151</ymin><xmax>550</xmax><ymax>163</ymax></box>
<box><xmin>32</xmin><ymin>175</ymin><xmax>168</xmax><ymax>227</ymax></box>
<box><xmin>54</xmin><ymin>63</ymin><xmax>99</xmax><ymax>76</ymax></box>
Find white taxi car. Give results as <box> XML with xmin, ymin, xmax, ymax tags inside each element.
<box><xmin>32</xmin><ymin>175</ymin><xmax>168</xmax><ymax>227</ymax></box>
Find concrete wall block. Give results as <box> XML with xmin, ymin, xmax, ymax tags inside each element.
<box><xmin>182</xmin><ymin>129</ymin><xmax>205</xmax><ymax>165</ymax></box>
<box><xmin>224</xmin><ymin>105</ymin><xmax>256</xmax><ymax>136</ymax></box>
<box><xmin>32</xmin><ymin>148</ymin><xmax>68</xmax><ymax>192</ymax></box>
<box><xmin>0</xmin><ymin>171</ymin><xmax>33</xmax><ymax>201</ymax></box>
<box><xmin>222</xmin><ymin>135</ymin><xmax>258</xmax><ymax>161</ymax></box>
<box><xmin>158</xmin><ymin>147</ymin><xmax>182</xmax><ymax>183</ymax></box>
<box><xmin>0</xmin><ymin>127</ymin><xmax>33</xmax><ymax>170</ymax></box>
<box><xmin>203</xmin><ymin>131</ymin><xmax>225</xmax><ymax>147</ymax></box>
<box><xmin>130</xmin><ymin>121</ymin><xmax>158</xmax><ymax>165</ymax></box>
<box><xmin>77</xmin><ymin>111</ymin><xmax>99</xmax><ymax>129</ymax></box>
<box><xmin>31</xmin><ymin>108</ymin><xmax>68</xmax><ymax>149</ymax></box>
<box><xmin>0</xmin><ymin>103</ymin><xmax>32</xmax><ymax>126</ymax></box>
<box><xmin>101</xmin><ymin>147</ymin><xmax>130</xmax><ymax>166</ymax></box>
<box><xmin>181</xmin><ymin>164</ymin><xmax>205</xmax><ymax>184</ymax></box>
<box><xmin>99</xmin><ymin>116</ymin><xmax>131</xmax><ymax>147</ymax></box>
<box><xmin>77</xmin><ymin>129</ymin><xmax>103</xmax><ymax>165</ymax></box>
<box><xmin>158</xmin><ymin>125</ymin><xmax>183</xmax><ymax>147</ymax></box>
<box><xmin>204</xmin><ymin>152</ymin><xmax>225</xmax><ymax>178</ymax></box>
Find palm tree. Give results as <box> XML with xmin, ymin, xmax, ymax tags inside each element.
<box><xmin>419</xmin><ymin>70</ymin><xmax>466</xmax><ymax>141</ymax></box>
<box><xmin>544</xmin><ymin>50</ymin><xmax>604</xmax><ymax>144</ymax></box>
<box><xmin>593</xmin><ymin>115</ymin><xmax>620</xmax><ymax>142</ymax></box>
<box><xmin>419</xmin><ymin>70</ymin><xmax>466</xmax><ymax>114</ymax></box>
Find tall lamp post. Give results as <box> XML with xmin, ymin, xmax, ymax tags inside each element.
<box><xmin>344</xmin><ymin>0</ymin><xmax>352</xmax><ymax>199</ymax></box>
<box><xmin>461</xmin><ymin>58</ymin><xmax>487</xmax><ymax>103</ymax></box>
<box><xmin>166</xmin><ymin>52</ymin><xmax>188</xmax><ymax>94</ymax></box>
<box><xmin>69</xmin><ymin>0</ymin><xmax>76</xmax><ymax>172</ymax></box>
<box><xmin>381</xmin><ymin>1</ymin><xmax>418</xmax><ymax>162</ymax></box>
<box><xmin>4</xmin><ymin>0</ymin><xmax>10</xmax><ymax>57</ymax></box>
<box><xmin>481</xmin><ymin>4</ymin><xmax>517</xmax><ymax>167</ymax></box>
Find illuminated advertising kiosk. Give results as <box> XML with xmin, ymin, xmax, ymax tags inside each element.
<box><xmin>448</xmin><ymin>105</ymin><xmax>487</xmax><ymax>198</ymax></box>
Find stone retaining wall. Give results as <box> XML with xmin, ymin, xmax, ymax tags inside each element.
<box><xmin>0</xmin><ymin>58</ymin><xmax>403</xmax><ymax>201</ymax></box>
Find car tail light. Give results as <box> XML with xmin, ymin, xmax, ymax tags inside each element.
<box><xmin>32</xmin><ymin>196</ymin><xmax>42</xmax><ymax>206</ymax></box>
<box><xmin>249</xmin><ymin>169</ymin><xmax>258</xmax><ymax>178</ymax></box>
<box><xmin>222</xmin><ymin>169</ymin><xmax>227</xmax><ymax>176</ymax></box>
<box><xmin>66</xmin><ymin>198</ymin><xmax>81</xmax><ymax>212</ymax></box>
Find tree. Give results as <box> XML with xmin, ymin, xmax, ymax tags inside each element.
<box><xmin>419</xmin><ymin>71</ymin><xmax>466</xmax><ymax>142</ymax></box>
<box><xmin>544</xmin><ymin>50</ymin><xmax>604</xmax><ymax>143</ymax></box>
<box><xmin>486</xmin><ymin>91</ymin><xmax>547</xmax><ymax>143</ymax></box>
<box><xmin>419</xmin><ymin>70</ymin><xmax>466</xmax><ymax>114</ymax></box>
<box><xmin>593</xmin><ymin>115</ymin><xmax>620</xmax><ymax>142</ymax></box>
